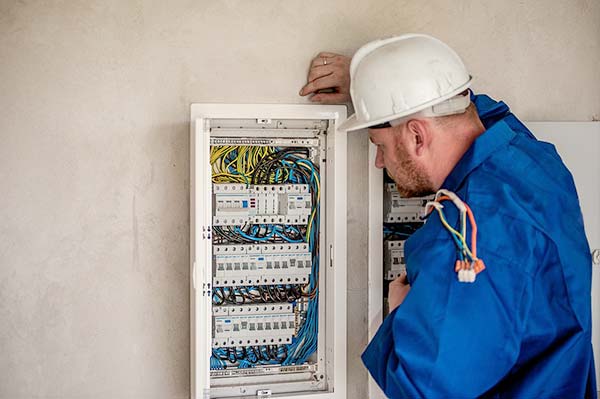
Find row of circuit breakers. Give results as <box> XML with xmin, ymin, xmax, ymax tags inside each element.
<box><xmin>383</xmin><ymin>182</ymin><xmax>431</xmax><ymax>290</ymax></box>
<box><xmin>212</xmin><ymin>183</ymin><xmax>312</xmax><ymax>349</ymax></box>
<box><xmin>213</xmin><ymin>183</ymin><xmax>312</xmax><ymax>226</ymax></box>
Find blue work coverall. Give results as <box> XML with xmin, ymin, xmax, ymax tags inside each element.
<box><xmin>362</xmin><ymin>94</ymin><xmax>597</xmax><ymax>398</ymax></box>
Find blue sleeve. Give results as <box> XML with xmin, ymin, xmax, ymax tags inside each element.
<box><xmin>362</xmin><ymin>219</ymin><xmax>535</xmax><ymax>398</ymax></box>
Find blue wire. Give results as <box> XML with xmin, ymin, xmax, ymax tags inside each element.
<box><xmin>213</xmin><ymin>152</ymin><xmax>322</xmax><ymax>367</ymax></box>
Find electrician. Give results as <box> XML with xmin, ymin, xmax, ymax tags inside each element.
<box><xmin>300</xmin><ymin>34</ymin><xmax>596</xmax><ymax>398</ymax></box>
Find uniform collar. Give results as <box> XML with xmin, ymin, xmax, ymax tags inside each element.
<box><xmin>470</xmin><ymin>92</ymin><xmax>512</xmax><ymax>128</ymax></box>
<box><xmin>442</xmin><ymin>120</ymin><xmax>516</xmax><ymax>191</ymax></box>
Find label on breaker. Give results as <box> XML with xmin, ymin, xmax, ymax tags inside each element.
<box><xmin>213</xmin><ymin>184</ymin><xmax>312</xmax><ymax>226</ymax></box>
<box><xmin>213</xmin><ymin>243</ymin><xmax>312</xmax><ymax>287</ymax></box>
<box><xmin>384</xmin><ymin>240</ymin><xmax>406</xmax><ymax>281</ymax></box>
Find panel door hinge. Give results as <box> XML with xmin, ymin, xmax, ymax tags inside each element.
<box><xmin>192</xmin><ymin>261</ymin><xmax>197</xmax><ymax>289</ymax></box>
<box><xmin>592</xmin><ymin>249</ymin><xmax>600</xmax><ymax>265</ymax></box>
<box><xmin>203</xmin><ymin>282</ymin><xmax>212</xmax><ymax>297</ymax></box>
<box><xmin>329</xmin><ymin>244</ymin><xmax>333</xmax><ymax>268</ymax></box>
<box><xmin>202</xmin><ymin>225</ymin><xmax>212</xmax><ymax>240</ymax></box>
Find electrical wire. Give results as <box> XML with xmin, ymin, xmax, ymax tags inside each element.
<box><xmin>209</xmin><ymin>145</ymin><xmax>322</xmax><ymax>368</ymax></box>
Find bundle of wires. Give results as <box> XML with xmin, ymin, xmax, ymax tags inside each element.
<box><xmin>211</xmin><ymin>286</ymin><xmax>304</xmax><ymax>305</ymax></box>
<box><xmin>210</xmin><ymin>145</ymin><xmax>321</xmax><ymax>368</ymax></box>
<box><xmin>425</xmin><ymin>189</ymin><xmax>486</xmax><ymax>283</ymax></box>
<box><xmin>211</xmin><ymin>345</ymin><xmax>289</xmax><ymax>369</ymax></box>
<box><xmin>213</xmin><ymin>224</ymin><xmax>305</xmax><ymax>244</ymax></box>
<box><xmin>383</xmin><ymin>223</ymin><xmax>423</xmax><ymax>241</ymax></box>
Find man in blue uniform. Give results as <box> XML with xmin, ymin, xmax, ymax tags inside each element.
<box><xmin>300</xmin><ymin>34</ymin><xmax>596</xmax><ymax>398</ymax></box>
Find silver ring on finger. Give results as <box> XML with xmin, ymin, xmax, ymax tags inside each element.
<box><xmin>323</xmin><ymin>58</ymin><xmax>327</xmax><ymax>66</ymax></box>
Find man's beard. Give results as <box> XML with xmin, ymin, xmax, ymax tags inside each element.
<box><xmin>389</xmin><ymin>143</ymin><xmax>435</xmax><ymax>198</ymax></box>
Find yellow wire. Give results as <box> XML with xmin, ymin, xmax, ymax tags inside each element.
<box><xmin>435</xmin><ymin>208</ymin><xmax>474</xmax><ymax>260</ymax></box>
<box><xmin>211</xmin><ymin>145</ymin><xmax>320</xmax><ymax>247</ymax></box>
<box><xmin>302</xmin><ymin>163</ymin><xmax>320</xmax><ymax>239</ymax></box>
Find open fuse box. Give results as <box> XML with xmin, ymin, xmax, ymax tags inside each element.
<box><xmin>191</xmin><ymin>104</ymin><xmax>347</xmax><ymax>398</ymax></box>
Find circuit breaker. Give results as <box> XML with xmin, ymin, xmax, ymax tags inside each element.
<box><xmin>191</xmin><ymin>104</ymin><xmax>347</xmax><ymax>399</ymax></box>
<box><xmin>383</xmin><ymin>240</ymin><xmax>406</xmax><ymax>281</ymax></box>
<box><xmin>383</xmin><ymin>183</ymin><xmax>430</xmax><ymax>223</ymax></box>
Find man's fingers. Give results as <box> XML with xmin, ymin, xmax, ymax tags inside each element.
<box><xmin>307</xmin><ymin>66</ymin><xmax>336</xmax><ymax>86</ymax></box>
<box><xmin>317</xmin><ymin>51</ymin><xmax>338</xmax><ymax>58</ymax></box>
<box><xmin>310</xmin><ymin>57</ymin><xmax>334</xmax><ymax>69</ymax></box>
<box><xmin>390</xmin><ymin>273</ymin><xmax>408</xmax><ymax>287</ymax></box>
<box><xmin>311</xmin><ymin>52</ymin><xmax>338</xmax><ymax>67</ymax></box>
<box><xmin>307</xmin><ymin>60</ymin><xmax>348</xmax><ymax>82</ymax></box>
<box><xmin>310</xmin><ymin>53</ymin><xmax>341</xmax><ymax>68</ymax></box>
<box><xmin>309</xmin><ymin>92</ymin><xmax>348</xmax><ymax>104</ymax></box>
<box><xmin>300</xmin><ymin>52</ymin><xmax>350</xmax><ymax>101</ymax></box>
<box><xmin>300</xmin><ymin>74</ymin><xmax>339</xmax><ymax>96</ymax></box>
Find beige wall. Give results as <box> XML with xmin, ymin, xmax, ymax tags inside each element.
<box><xmin>1</xmin><ymin>1</ymin><xmax>598</xmax><ymax>398</ymax></box>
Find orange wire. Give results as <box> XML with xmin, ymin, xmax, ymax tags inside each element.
<box><xmin>464</xmin><ymin>203</ymin><xmax>477</xmax><ymax>258</ymax></box>
<box><xmin>433</xmin><ymin>195</ymin><xmax>478</xmax><ymax>259</ymax></box>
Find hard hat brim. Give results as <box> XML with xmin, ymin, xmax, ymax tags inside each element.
<box><xmin>337</xmin><ymin>114</ymin><xmax>361</xmax><ymax>132</ymax></box>
<box><xmin>338</xmin><ymin>77</ymin><xmax>472</xmax><ymax>132</ymax></box>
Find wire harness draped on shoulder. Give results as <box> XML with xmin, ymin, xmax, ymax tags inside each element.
<box><xmin>424</xmin><ymin>189</ymin><xmax>486</xmax><ymax>283</ymax></box>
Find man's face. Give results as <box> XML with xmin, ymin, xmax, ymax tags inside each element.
<box><xmin>369</xmin><ymin>124</ymin><xmax>434</xmax><ymax>198</ymax></box>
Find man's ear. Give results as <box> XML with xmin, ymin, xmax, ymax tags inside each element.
<box><xmin>404</xmin><ymin>119</ymin><xmax>430</xmax><ymax>157</ymax></box>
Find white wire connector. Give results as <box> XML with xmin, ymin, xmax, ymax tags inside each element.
<box><xmin>457</xmin><ymin>267</ymin><xmax>476</xmax><ymax>283</ymax></box>
<box><xmin>434</xmin><ymin>189</ymin><xmax>466</xmax><ymax>214</ymax></box>
<box><xmin>424</xmin><ymin>200</ymin><xmax>444</xmax><ymax>217</ymax></box>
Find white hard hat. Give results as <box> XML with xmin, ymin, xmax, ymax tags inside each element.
<box><xmin>338</xmin><ymin>33</ymin><xmax>472</xmax><ymax>132</ymax></box>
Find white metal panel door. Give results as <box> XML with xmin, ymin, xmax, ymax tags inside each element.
<box><xmin>191</xmin><ymin>117</ymin><xmax>213</xmax><ymax>399</ymax></box>
<box><xmin>366</xmin><ymin>142</ymin><xmax>385</xmax><ymax>399</ymax></box>
<box><xmin>525</xmin><ymin>121</ymin><xmax>600</xmax><ymax>390</ymax></box>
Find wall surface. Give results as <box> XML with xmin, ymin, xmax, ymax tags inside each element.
<box><xmin>1</xmin><ymin>1</ymin><xmax>599</xmax><ymax>398</ymax></box>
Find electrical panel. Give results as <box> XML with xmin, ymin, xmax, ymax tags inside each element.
<box><xmin>382</xmin><ymin>178</ymin><xmax>430</xmax><ymax>315</ymax></box>
<box><xmin>191</xmin><ymin>104</ymin><xmax>347</xmax><ymax>399</ymax></box>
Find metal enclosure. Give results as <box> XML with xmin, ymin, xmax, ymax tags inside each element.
<box><xmin>191</xmin><ymin>104</ymin><xmax>347</xmax><ymax>399</ymax></box>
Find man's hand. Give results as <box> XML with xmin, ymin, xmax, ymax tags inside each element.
<box><xmin>388</xmin><ymin>273</ymin><xmax>411</xmax><ymax>312</ymax></box>
<box><xmin>299</xmin><ymin>52</ymin><xmax>351</xmax><ymax>104</ymax></box>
